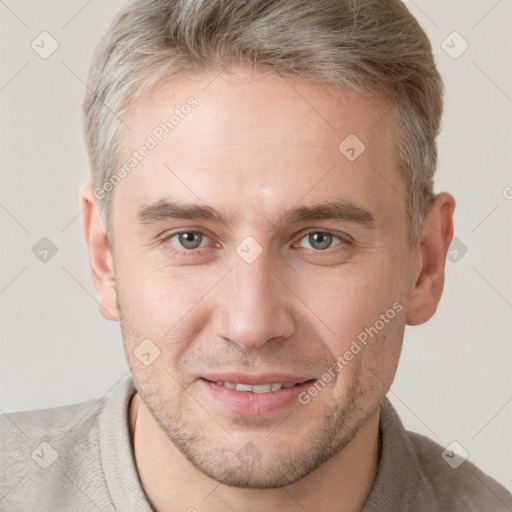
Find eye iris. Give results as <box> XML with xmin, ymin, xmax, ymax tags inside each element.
<box><xmin>179</xmin><ymin>232</ymin><xmax>202</xmax><ymax>249</ymax></box>
<box><xmin>309</xmin><ymin>232</ymin><xmax>332</xmax><ymax>250</ymax></box>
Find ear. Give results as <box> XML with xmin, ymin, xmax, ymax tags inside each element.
<box><xmin>406</xmin><ymin>192</ymin><xmax>456</xmax><ymax>326</ymax></box>
<box><xmin>80</xmin><ymin>183</ymin><xmax>120</xmax><ymax>322</ymax></box>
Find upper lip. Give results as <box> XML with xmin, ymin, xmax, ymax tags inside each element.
<box><xmin>201</xmin><ymin>373</ymin><xmax>315</xmax><ymax>385</ymax></box>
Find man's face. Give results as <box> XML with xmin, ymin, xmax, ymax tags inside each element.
<box><xmin>110</xmin><ymin>67</ymin><xmax>415</xmax><ymax>488</ymax></box>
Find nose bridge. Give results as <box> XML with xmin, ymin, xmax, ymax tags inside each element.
<box><xmin>213</xmin><ymin>248</ymin><xmax>295</xmax><ymax>349</ymax></box>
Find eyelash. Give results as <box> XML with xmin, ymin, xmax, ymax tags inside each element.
<box><xmin>162</xmin><ymin>229</ymin><xmax>351</xmax><ymax>257</ymax></box>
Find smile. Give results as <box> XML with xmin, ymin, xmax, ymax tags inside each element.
<box><xmin>212</xmin><ymin>381</ymin><xmax>300</xmax><ymax>393</ymax></box>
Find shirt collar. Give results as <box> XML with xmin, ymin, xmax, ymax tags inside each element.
<box><xmin>362</xmin><ymin>396</ymin><xmax>437</xmax><ymax>510</ymax></box>
<box><xmin>99</xmin><ymin>373</ymin><xmax>153</xmax><ymax>512</ymax></box>
<box><xmin>99</xmin><ymin>375</ymin><xmax>436</xmax><ymax>511</ymax></box>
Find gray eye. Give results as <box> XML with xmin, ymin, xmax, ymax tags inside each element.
<box><xmin>173</xmin><ymin>232</ymin><xmax>205</xmax><ymax>250</ymax></box>
<box><xmin>299</xmin><ymin>232</ymin><xmax>341</xmax><ymax>251</ymax></box>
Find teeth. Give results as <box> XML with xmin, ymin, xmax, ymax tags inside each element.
<box><xmin>251</xmin><ymin>384</ymin><xmax>272</xmax><ymax>393</ymax></box>
<box><xmin>235</xmin><ymin>383</ymin><xmax>254</xmax><ymax>392</ymax></box>
<box><xmin>214</xmin><ymin>381</ymin><xmax>299</xmax><ymax>393</ymax></box>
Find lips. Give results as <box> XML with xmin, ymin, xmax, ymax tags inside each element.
<box><xmin>211</xmin><ymin>381</ymin><xmax>299</xmax><ymax>393</ymax></box>
<box><xmin>201</xmin><ymin>373</ymin><xmax>314</xmax><ymax>386</ymax></box>
<box><xmin>199</xmin><ymin>376</ymin><xmax>317</xmax><ymax>415</ymax></box>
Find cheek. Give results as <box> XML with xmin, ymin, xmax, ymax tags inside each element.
<box><xmin>119</xmin><ymin>260</ymin><xmax>202</xmax><ymax>314</ymax></box>
<box><xmin>300</xmin><ymin>256</ymin><xmax>406</xmax><ymax>368</ymax></box>
<box><xmin>116</xmin><ymin>262</ymin><xmax>217</xmax><ymax>355</ymax></box>
<box><xmin>307</xmin><ymin>263</ymin><xmax>399</xmax><ymax>328</ymax></box>
<box><xmin>325</xmin><ymin>311</ymin><xmax>405</xmax><ymax>409</ymax></box>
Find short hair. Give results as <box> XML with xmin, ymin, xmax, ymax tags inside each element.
<box><xmin>83</xmin><ymin>0</ymin><xmax>443</xmax><ymax>249</ymax></box>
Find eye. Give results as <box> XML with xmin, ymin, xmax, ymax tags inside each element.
<box><xmin>166</xmin><ymin>230</ymin><xmax>209</xmax><ymax>251</ymax></box>
<box><xmin>296</xmin><ymin>231</ymin><xmax>345</xmax><ymax>251</ymax></box>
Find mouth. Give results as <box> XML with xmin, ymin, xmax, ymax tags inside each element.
<box><xmin>201</xmin><ymin>379</ymin><xmax>315</xmax><ymax>394</ymax></box>
<box><xmin>199</xmin><ymin>376</ymin><xmax>317</xmax><ymax>415</ymax></box>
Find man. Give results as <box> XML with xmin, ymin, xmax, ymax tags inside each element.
<box><xmin>1</xmin><ymin>0</ymin><xmax>511</xmax><ymax>510</ymax></box>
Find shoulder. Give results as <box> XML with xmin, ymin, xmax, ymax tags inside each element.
<box><xmin>1</xmin><ymin>396</ymin><xmax>106</xmax><ymax>438</ymax></box>
<box><xmin>0</xmin><ymin>395</ymin><xmax>108</xmax><ymax>457</ymax></box>
<box><xmin>407</xmin><ymin>430</ymin><xmax>512</xmax><ymax>511</ymax></box>
<box><xmin>0</xmin><ymin>395</ymin><xmax>114</xmax><ymax>511</ymax></box>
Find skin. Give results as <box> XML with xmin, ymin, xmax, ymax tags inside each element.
<box><xmin>81</xmin><ymin>65</ymin><xmax>455</xmax><ymax>512</ymax></box>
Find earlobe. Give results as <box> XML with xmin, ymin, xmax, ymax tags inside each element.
<box><xmin>406</xmin><ymin>192</ymin><xmax>456</xmax><ymax>326</ymax></box>
<box><xmin>79</xmin><ymin>183</ymin><xmax>120</xmax><ymax>322</ymax></box>
<box><xmin>406</xmin><ymin>274</ymin><xmax>434</xmax><ymax>326</ymax></box>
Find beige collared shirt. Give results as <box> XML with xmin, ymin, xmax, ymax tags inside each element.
<box><xmin>1</xmin><ymin>375</ymin><xmax>511</xmax><ymax>511</ymax></box>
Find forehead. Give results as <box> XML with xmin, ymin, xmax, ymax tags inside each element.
<box><xmin>112</xmin><ymin>67</ymin><xmax>404</xmax><ymax>229</ymax></box>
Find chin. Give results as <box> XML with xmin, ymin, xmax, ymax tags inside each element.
<box><xmin>161</xmin><ymin>417</ymin><xmax>361</xmax><ymax>490</ymax></box>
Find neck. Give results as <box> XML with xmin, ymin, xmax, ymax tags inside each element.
<box><xmin>129</xmin><ymin>392</ymin><xmax>380</xmax><ymax>512</ymax></box>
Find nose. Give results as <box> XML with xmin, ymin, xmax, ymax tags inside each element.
<box><xmin>212</xmin><ymin>251</ymin><xmax>296</xmax><ymax>350</ymax></box>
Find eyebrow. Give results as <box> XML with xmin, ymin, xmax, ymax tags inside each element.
<box><xmin>136</xmin><ymin>197</ymin><xmax>376</xmax><ymax>227</ymax></box>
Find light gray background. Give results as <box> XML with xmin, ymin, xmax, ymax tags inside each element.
<box><xmin>1</xmin><ymin>0</ymin><xmax>511</xmax><ymax>492</ymax></box>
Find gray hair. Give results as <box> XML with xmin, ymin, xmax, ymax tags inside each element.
<box><xmin>83</xmin><ymin>0</ymin><xmax>443</xmax><ymax>249</ymax></box>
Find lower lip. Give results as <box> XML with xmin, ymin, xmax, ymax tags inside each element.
<box><xmin>199</xmin><ymin>378</ymin><xmax>316</xmax><ymax>416</ymax></box>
